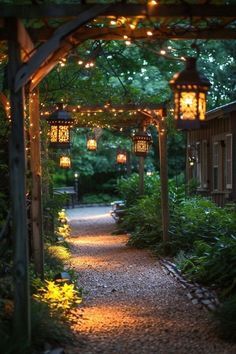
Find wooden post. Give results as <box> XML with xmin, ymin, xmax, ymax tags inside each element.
<box><xmin>158</xmin><ymin>118</ymin><xmax>169</xmax><ymax>243</ymax></box>
<box><xmin>29</xmin><ymin>87</ymin><xmax>44</xmax><ymax>278</ymax></box>
<box><xmin>139</xmin><ymin>156</ymin><xmax>145</xmax><ymax>195</ymax></box>
<box><xmin>7</xmin><ymin>18</ymin><xmax>31</xmax><ymax>345</ymax></box>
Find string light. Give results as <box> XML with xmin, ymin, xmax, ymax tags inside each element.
<box><xmin>147</xmin><ymin>31</ymin><xmax>153</xmax><ymax>36</ymax></box>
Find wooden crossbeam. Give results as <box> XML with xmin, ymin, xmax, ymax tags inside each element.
<box><xmin>17</xmin><ymin>20</ymin><xmax>35</xmax><ymax>61</ymax></box>
<box><xmin>0</xmin><ymin>4</ymin><xmax>235</xmax><ymax>19</ymax></box>
<box><xmin>23</xmin><ymin>27</ymin><xmax>236</xmax><ymax>41</ymax></box>
<box><xmin>15</xmin><ymin>4</ymin><xmax>111</xmax><ymax>92</ymax></box>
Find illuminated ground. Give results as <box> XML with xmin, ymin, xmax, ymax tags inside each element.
<box><xmin>66</xmin><ymin>206</ymin><xmax>236</xmax><ymax>354</ymax></box>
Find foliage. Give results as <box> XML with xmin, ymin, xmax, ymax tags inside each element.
<box><xmin>176</xmin><ymin>236</ymin><xmax>236</xmax><ymax>297</ymax></box>
<box><xmin>33</xmin><ymin>280</ymin><xmax>82</xmax><ymax>317</ymax></box>
<box><xmin>213</xmin><ymin>295</ymin><xmax>236</xmax><ymax>342</ymax></box>
<box><xmin>168</xmin><ymin>197</ymin><xmax>236</xmax><ymax>254</ymax></box>
<box><xmin>82</xmin><ymin>193</ymin><xmax>114</xmax><ymax>204</ymax></box>
<box><xmin>117</xmin><ymin>173</ymin><xmax>185</xmax><ymax>248</ymax></box>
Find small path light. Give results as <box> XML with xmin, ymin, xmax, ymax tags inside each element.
<box><xmin>169</xmin><ymin>57</ymin><xmax>211</xmax><ymax>129</ymax></box>
<box><xmin>54</xmin><ymin>271</ymin><xmax>71</xmax><ymax>284</ymax></box>
<box><xmin>132</xmin><ymin>131</ymin><xmax>152</xmax><ymax>157</ymax></box>
<box><xmin>59</xmin><ymin>155</ymin><xmax>71</xmax><ymax>169</ymax></box>
<box><xmin>46</xmin><ymin>103</ymin><xmax>74</xmax><ymax>148</ymax></box>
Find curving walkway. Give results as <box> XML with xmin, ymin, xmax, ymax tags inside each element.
<box><xmin>66</xmin><ymin>206</ymin><xmax>236</xmax><ymax>354</ymax></box>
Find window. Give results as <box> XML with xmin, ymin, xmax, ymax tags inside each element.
<box><xmin>213</xmin><ymin>141</ymin><xmax>219</xmax><ymax>191</ymax></box>
<box><xmin>226</xmin><ymin>134</ymin><xmax>232</xmax><ymax>189</ymax></box>
<box><xmin>202</xmin><ymin>140</ymin><xmax>208</xmax><ymax>188</ymax></box>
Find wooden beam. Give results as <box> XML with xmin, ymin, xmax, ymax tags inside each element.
<box><xmin>29</xmin><ymin>88</ymin><xmax>44</xmax><ymax>278</ymax></box>
<box><xmin>15</xmin><ymin>4</ymin><xmax>111</xmax><ymax>91</ymax></box>
<box><xmin>156</xmin><ymin>117</ymin><xmax>169</xmax><ymax>243</ymax></box>
<box><xmin>0</xmin><ymin>92</ymin><xmax>10</xmax><ymax>117</ymax></box>
<box><xmin>0</xmin><ymin>4</ymin><xmax>235</xmax><ymax>19</ymax></box>
<box><xmin>7</xmin><ymin>18</ymin><xmax>31</xmax><ymax>346</ymax></box>
<box><xmin>17</xmin><ymin>20</ymin><xmax>35</xmax><ymax>62</ymax></box>
<box><xmin>30</xmin><ymin>41</ymin><xmax>77</xmax><ymax>91</ymax></box>
<box><xmin>1</xmin><ymin>26</ymin><xmax>235</xmax><ymax>42</ymax></box>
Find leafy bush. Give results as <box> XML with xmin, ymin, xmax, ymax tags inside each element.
<box><xmin>33</xmin><ymin>280</ymin><xmax>82</xmax><ymax>316</ymax></box>
<box><xmin>168</xmin><ymin>196</ymin><xmax>236</xmax><ymax>254</ymax></box>
<box><xmin>176</xmin><ymin>235</ymin><xmax>236</xmax><ymax>297</ymax></box>
<box><xmin>82</xmin><ymin>193</ymin><xmax>114</xmax><ymax>204</ymax></box>
<box><xmin>213</xmin><ymin>295</ymin><xmax>236</xmax><ymax>341</ymax></box>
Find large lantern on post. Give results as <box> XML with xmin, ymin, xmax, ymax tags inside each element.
<box><xmin>132</xmin><ymin>131</ymin><xmax>152</xmax><ymax>157</ymax></box>
<box><xmin>59</xmin><ymin>155</ymin><xmax>71</xmax><ymax>169</ymax></box>
<box><xmin>87</xmin><ymin>136</ymin><xmax>97</xmax><ymax>151</ymax></box>
<box><xmin>46</xmin><ymin>103</ymin><xmax>74</xmax><ymax>148</ymax></box>
<box><xmin>116</xmin><ymin>149</ymin><xmax>127</xmax><ymax>164</ymax></box>
<box><xmin>169</xmin><ymin>57</ymin><xmax>211</xmax><ymax>129</ymax></box>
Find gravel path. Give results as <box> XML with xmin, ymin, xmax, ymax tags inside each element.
<box><xmin>66</xmin><ymin>206</ymin><xmax>236</xmax><ymax>354</ymax></box>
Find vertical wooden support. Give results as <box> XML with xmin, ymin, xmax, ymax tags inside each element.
<box><xmin>139</xmin><ymin>156</ymin><xmax>145</xmax><ymax>195</ymax></box>
<box><xmin>7</xmin><ymin>18</ymin><xmax>31</xmax><ymax>345</ymax></box>
<box><xmin>29</xmin><ymin>88</ymin><xmax>44</xmax><ymax>278</ymax></box>
<box><xmin>158</xmin><ymin>119</ymin><xmax>169</xmax><ymax>243</ymax></box>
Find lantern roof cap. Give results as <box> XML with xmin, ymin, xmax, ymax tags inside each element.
<box><xmin>47</xmin><ymin>102</ymin><xmax>73</xmax><ymax>121</ymax></box>
<box><xmin>169</xmin><ymin>57</ymin><xmax>211</xmax><ymax>88</ymax></box>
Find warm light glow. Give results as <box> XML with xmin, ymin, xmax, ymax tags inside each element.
<box><xmin>116</xmin><ymin>151</ymin><xmax>127</xmax><ymax>164</ymax></box>
<box><xmin>147</xmin><ymin>31</ymin><xmax>153</xmax><ymax>36</ymax></box>
<box><xmin>180</xmin><ymin>92</ymin><xmax>197</xmax><ymax>120</ymax></box>
<box><xmin>59</xmin><ymin>156</ymin><xmax>71</xmax><ymax>169</ymax></box>
<box><xmin>125</xmin><ymin>40</ymin><xmax>131</xmax><ymax>46</ymax></box>
<box><xmin>87</xmin><ymin>138</ymin><xmax>97</xmax><ymax>151</ymax></box>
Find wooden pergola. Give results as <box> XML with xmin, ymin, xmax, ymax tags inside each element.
<box><xmin>0</xmin><ymin>1</ymin><xmax>235</xmax><ymax>346</ymax></box>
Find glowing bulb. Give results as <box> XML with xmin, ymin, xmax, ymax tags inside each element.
<box><xmin>160</xmin><ymin>50</ymin><xmax>166</xmax><ymax>55</ymax></box>
<box><xmin>110</xmin><ymin>20</ymin><xmax>117</xmax><ymax>25</ymax></box>
<box><xmin>147</xmin><ymin>31</ymin><xmax>153</xmax><ymax>36</ymax></box>
<box><xmin>78</xmin><ymin>60</ymin><xmax>83</xmax><ymax>65</ymax></box>
<box><xmin>125</xmin><ymin>40</ymin><xmax>131</xmax><ymax>46</ymax></box>
<box><xmin>123</xmin><ymin>35</ymin><xmax>128</xmax><ymax>39</ymax></box>
<box><xmin>129</xmin><ymin>24</ymin><xmax>136</xmax><ymax>30</ymax></box>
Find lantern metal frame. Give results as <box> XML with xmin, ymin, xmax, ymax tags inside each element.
<box><xmin>116</xmin><ymin>149</ymin><xmax>127</xmax><ymax>164</ymax></box>
<box><xmin>132</xmin><ymin>131</ymin><xmax>152</xmax><ymax>157</ymax></box>
<box><xmin>46</xmin><ymin>103</ymin><xmax>74</xmax><ymax>148</ymax></box>
<box><xmin>169</xmin><ymin>57</ymin><xmax>211</xmax><ymax>130</ymax></box>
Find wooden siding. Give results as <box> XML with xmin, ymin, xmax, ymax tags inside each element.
<box><xmin>187</xmin><ymin>110</ymin><xmax>236</xmax><ymax>206</ymax></box>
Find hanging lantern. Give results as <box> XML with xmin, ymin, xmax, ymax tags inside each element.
<box><xmin>169</xmin><ymin>57</ymin><xmax>211</xmax><ymax>129</ymax></box>
<box><xmin>46</xmin><ymin>103</ymin><xmax>74</xmax><ymax>148</ymax></box>
<box><xmin>59</xmin><ymin>155</ymin><xmax>71</xmax><ymax>169</ymax></box>
<box><xmin>87</xmin><ymin>137</ymin><xmax>97</xmax><ymax>151</ymax></box>
<box><xmin>132</xmin><ymin>131</ymin><xmax>152</xmax><ymax>157</ymax></box>
<box><xmin>116</xmin><ymin>150</ymin><xmax>127</xmax><ymax>164</ymax></box>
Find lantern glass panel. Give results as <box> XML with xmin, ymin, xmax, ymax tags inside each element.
<box><xmin>117</xmin><ymin>152</ymin><xmax>127</xmax><ymax>164</ymax></box>
<box><xmin>60</xmin><ymin>156</ymin><xmax>71</xmax><ymax>168</ymax></box>
<box><xmin>135</xmin><ymin>140</ymin><xmax>148</xmax><ymax>154</ymax></box>
<box><xmin>87</xmin><ymin>138</ymin><xmax>97</xmax><ymax>151</ymax></box>
<box><xmin>50</xmin><ymin>125</ymin><xmax>58</xmax><ymax>142</ymax></box>
<box><xmin>180</xmin><ymin>92</ymin><xmax>197</xmax><ymax>120</ymax></box>
<box><xmin>198</xmin><ymin>92</ymin><xmax>206</xmax><ymax>120</ymax></box>
<box><xmin>58</xmin><ymin>126</ymin><xmax>70</xmax><ymax>143</ymax></box>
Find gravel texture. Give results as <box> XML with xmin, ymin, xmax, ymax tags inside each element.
<box><xmin>65</xmin><ymin>207</ymin><xmax>236</xmax><ymax>354</ymax></box>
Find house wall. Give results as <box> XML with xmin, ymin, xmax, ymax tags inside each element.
<box><xmin>187</xmin><ymin>111</ymin><xmax>236</xmax><ymax>206</ymax></box>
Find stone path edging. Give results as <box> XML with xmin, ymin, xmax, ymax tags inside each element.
<box><xmin>159</xmin><ymin>258</ymin><xmax>220</xmax><ymax>311</ymax></box>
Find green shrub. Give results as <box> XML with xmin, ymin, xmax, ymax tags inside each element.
<box><xmin>176</xmin><ymin>235</ymin><xmax>236</xmax><ymax>297</ymax></box>
<box><xmin>82</xmin><ymin>193</ymin><xmax>114</xmax><ymax>204</ymax></box>
<box><xmin>33</xmin><ymin>280</ymin><xmax>82</xmax><ymax>317</ymax></box>
<box><xmin>168</xmin><ymin>196</ymin><xmax>236</xmax><ymax>254</ymax></box>
<box><xmin>213</xmin><ymin>295</ymin><xmax>236</xmax><ymax>341</ymax></box>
